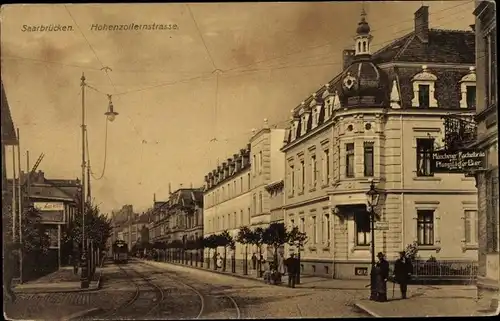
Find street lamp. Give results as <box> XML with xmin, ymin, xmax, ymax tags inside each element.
<box><xmin>80</xmin><ymin>73</ymin><xmax>118</xmax><ymax>289</ymax></box>
<box><xmin>366</xmin><ymin>179</ymin><xmax>380</xmax><ymax>300</ymax></box>
<box><xmin>105</xmin><ymin>94</ymin><xmax>119</xmax><ymax>122</ymax></box>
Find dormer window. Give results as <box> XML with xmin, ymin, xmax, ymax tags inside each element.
<box><xmin>411</xmin><ymin>65</ymin><xmax>438</xmax><ymax>108</ymax></box>
<box><xmin>324</xmin><ymin>97</ymin><xmax>333</xmax><ymax>120</ymax></box>
<box><xmin>459</xmin><ymin>67</ymin><xmax>477</xmax><ymax>109</ymax></box>
<box><xmin>466</xmin><ymin>86</ymin><xmax>476</xmax><ymax>108</ymax></box>
<box><xmin>418</xmin><ymin>84</ymin><xmax>430</xmax><ymax>108</ymax></box>
<box><xmin>301</xmin><ymin>115</ymin><xmax>307</xmax><ymax>134</ymax></box>
<box><xmin>311</xmin><ymin>108</ymin><xmax>318</xmax><ymax>128</ymax></box>
<box><xmin>310</xmin><ymin>95</ymin><xmax>322</xmax><ymax>129</ymax></box>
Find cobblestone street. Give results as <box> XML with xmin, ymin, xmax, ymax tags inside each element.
<box><xmin>4</xmin><ymin>260</ymin><xmax>370</xmax><ymax>320</ymax></box>
<box><xmin>143</xmin><ymin>260</ymin><xmax>370</xmax><ymax>318</ymax></box>
<box><xmin>4</xmin><ymin>265</ymin><xmax>136</xmax><ymax>320</ymax></box>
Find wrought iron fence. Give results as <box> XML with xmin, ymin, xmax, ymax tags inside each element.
<box><xmin>389</xmin><ymin>260</ymin><xmax>478</xmax><ymax>281</ymax></box>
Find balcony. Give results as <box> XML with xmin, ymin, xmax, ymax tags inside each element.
<box><xmin>442</xmin><ymin>114</ymin><xmax>477</xmax><ymax>151</ymax></box>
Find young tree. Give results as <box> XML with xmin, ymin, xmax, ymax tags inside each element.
<box><xmin>263</xmin><ymin>222</ymin><xmax>288</xmax><ymax>269</ymax></box>
<box><xmin>170</xmin><ymin>239</ymin><xmax>183</xmax><ymax>262</ymax></box>
<box><xmin>214</xmin><ymin>230</ymin><xmax>234</xmax><ymax>272</ymax></box>
<box><xmin>4</xmin><ymin>205</ymin><xmax>51</xmax><ymax>280</ymax></box>
<box><xmin>236</xmin><ymin>226</ymin><xmax>252</xmax><ymax>275</ymax></box>
<box><xmin>62</xmin><ymin>202</ymin><xmax>112</xmax><ymax>256</ymax></box>
<box><xmin>203</xmin><ymin>234</ymin><xmax>218</xmax><ymax>270</ymax></box>
<box><xmin>193</xmin><ymin>236</ymin><xmax>204</xmax><ymax>267</ymax></box>
<box><xmin>248</xmin><ymin>227</ymin><xmax>265</xmax><ymax>277</ymax></box>
<box><xmin>287</xmin><ymin>226</ymin><xmax>308</xmax><ymax>284</ymax></box>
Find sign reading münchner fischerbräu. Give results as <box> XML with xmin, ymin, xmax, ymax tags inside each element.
<box><xmin>431</xmin><ymin>150</ymin><xmax>486</xmax><ymax>173</ymax></box>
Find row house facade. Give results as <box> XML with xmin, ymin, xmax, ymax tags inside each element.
<box><xmin>473</xmin><ymin>0</ymin><xmax>498</xmax><ymax>312</ymax></box>
<box><xmin>203</xmin><ymin>123</ymin><xmax>286</xmax><ymax>264</ymax></box>
<box><xmin>281</xmin><ymin>6</ymin><xmax>478</xmax><ymax>279</ymax></box>
<box><xmin>203</xmin><ymin>144</ymin><xmax>252</xmax><ymax>264</ymax></box>
<box><xmin>149</xmin><ymin>187</ymin><xmax>204</xmax><ymax>248</ymax></box>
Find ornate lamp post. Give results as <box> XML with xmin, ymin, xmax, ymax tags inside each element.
<box><xmin>366</xmin><ymin>179</ymin><xmax>380</xmax><ymax>300</ymax></box>
<box><xmin>80</xmin><ymin>74</ymin><xmax>118</xmax><ymax>289</ymax></box>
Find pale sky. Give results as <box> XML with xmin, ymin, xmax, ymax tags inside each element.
<box><xmin>1</xmin><ymin>1</ymin><xmax>475</xmax><ymax>214</ymax></box>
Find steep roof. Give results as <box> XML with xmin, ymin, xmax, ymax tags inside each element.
<box><xmin>372</xmin><ymin>29</ymin><xmax>475</xmax><ymax>64</ymax></box>
<box><xmin>284</xmin><ymin>8</ymin><xmax>476</xmax><ymax>147</ymax></box>
<box><xmin>1</xmin><ymin>80</ymin><xmax>18</xmax><ymax>145</ymax></box>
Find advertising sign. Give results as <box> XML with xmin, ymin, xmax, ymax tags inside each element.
<box><xmin>431</xmin><ymin>150</ymin><xmax>486</xmax><ymax>173</ymax></box>
<box><xmin>34</xmin><ymin>202</ymin><xmax>65</xmax><ymax>222</ymax></box>
<box><xmin>34</xmin><ymin>202</ymin><xmax>64</xmax><ymax>211</ymax></box>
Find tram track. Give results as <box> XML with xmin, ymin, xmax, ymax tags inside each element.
<box><xmin>98</xmin><ymin>262</ymin><xmax>165</xmax><ymax>320</ymax></box>
<box><xmin>137</xmin><ymin>260</ymin><xmax>241</xmax><ymax>319</ymax></box>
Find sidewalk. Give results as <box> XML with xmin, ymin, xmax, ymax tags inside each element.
<box><xmin>353</xmin><ymin>284</ymin><xmax>496</xmax><ymax>317</ymax></box>
<box><xmin>144</xmin><ymin>258</ymin><xmax>377</xmax><ymax>290</ymax></box>
<box><xmin>13</xmin><ymin>265</ymin><xmax>103</xmax><ymax>294</ymax></box>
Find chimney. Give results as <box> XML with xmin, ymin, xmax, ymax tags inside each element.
<box><xmin>343</xmin><ymin>49</ymin><xmax>355</xmax><ymax>70</ymax></box>
<box><xmin>414</xmin><ymin>6</ymin><xmax>429</xmax><ymax>43</ymax></box>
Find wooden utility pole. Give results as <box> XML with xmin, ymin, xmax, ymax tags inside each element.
<box><xmin>11</xmin><ymin>145</ymin><xmax>16</xmax><ymax>241</ymax></box>
<box><xmin>17</xmin><ymin>129</ymin><xmax>22</xmax><ymax>282</ymax></box>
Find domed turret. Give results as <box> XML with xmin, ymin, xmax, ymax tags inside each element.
<box><xmin>354</xmin><ymin>8</ymin><xmax>373</xmax><ymax>57</ymax></box>
<box><xmin>340</xmin><ymin>60</ymin><xmax>390</xmax><ymax>107</ymax></box>
<box><xmin>356</xmin><ymin>8</ymin><xmax>371</xmax><ymax>35</ymax></box>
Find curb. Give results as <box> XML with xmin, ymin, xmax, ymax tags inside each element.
<box><xmin>60</xmin><ymin>307</ymin><xmax>103</xmax><ymax>321</ymax></box>
<box><xmin>353</xmin><ymin>302</ymin><xmax>381</xmax><ymax>318</ymax></box>
<box><xmin>142</xmin><ymin>260</ymin><xmax>274</xmax><ymax>286</ymax></box>
<box><xmin>13</xmin><ymin>269</ymin><xmax>104</xmax><ymax>294</ymax></box>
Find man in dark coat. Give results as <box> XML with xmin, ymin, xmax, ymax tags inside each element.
<box><xmin>393</xmin><ymin>251</ymin><xmax>413</xmax><ymax>299</ymax></box>
<box><xmin>284</xmin><ymin>254</ymin><xmax>299</xmax><ymax>288</ymax></box>
<box><xmin>251</xmin><ymin>253</ymin><xmax>257</xmax><ymax>270</ymax></box>
<box><xmin>375</xmin><ymin>252</ymin><xmax>389</xmax><ymax>302</ymax></box>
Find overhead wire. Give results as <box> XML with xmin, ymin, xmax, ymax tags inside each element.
<box><xmin>4</xmin><ymin>2</ymin><xmax>473</xmax><ymax>99</ymax></box>
<box><xmin>205</xmin><ymin>11</ymin><xmax>478</xmax><ymax>149</ymax></box>
<box><xmin>86</xmin><ymin>117</ymin><xmax>109</xmax><ymax>181</ymax></box>
<box><xmin>64</xmin><ymin>4</ymin><xmax>143</xmax><ymax>141</ymax></box>
<box><xmin>186</xmin><ymin>3</ymin><xmax>221</xmax><ymax>142</ymax></box>
<box><xmin>219</xmin><ymin>0</ymin><xmax>475</xmax><ymax>75</ymax></box>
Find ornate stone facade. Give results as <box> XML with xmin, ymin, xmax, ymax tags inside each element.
<box><xmin>281</xmin><ymin>6</ymin><xmax>478</xmax><ymax>279</ymax></box>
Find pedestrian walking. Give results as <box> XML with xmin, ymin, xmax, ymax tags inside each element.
<box><xmin>251</xmin><ymin>253</ymin><xmax>257</xmax><ymax>270</ymax></box>
<box><xmin>213</xmin><ymin>251</ymin><xmax>218</xmax><ymax>269</ymax></box>
<box><xmin>277</xmin><ymin>252</ymin><xmax>285</xmax><ymax>276</ymax></box>
<box><xmin>393</xmin><ymin>251</ymin><xmax>413</xmax><ymax>299</ymax></box>
<box><xmin>284</xmin><ymin>253</ymin><xmax>299</xmax><ymax>288</ymax></box>
<box><xmin>216</xmin><ymin>253</ymin><xmax>223</xmax><ymax>269</ymax></box>
<box><xmin>374</xmin><ymin>252</ymin><xmax>389</xmax><ymax>302</ymax></box>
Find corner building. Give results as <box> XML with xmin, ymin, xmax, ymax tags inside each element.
<box><xmin>281</xmin><ymin>6</ymin><xmax>478</xmax><ymax>279</ymax></box>
<box><xmin>472</xmin><ymin>0</ymin><xmax>499</xmax><ymax>312</ymax></box>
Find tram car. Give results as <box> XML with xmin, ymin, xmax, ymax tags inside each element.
<box><xmin>112</xmin><ymin>240</ymin><xmax>129</xmax><ymax>264</ymax></box>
